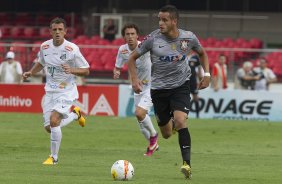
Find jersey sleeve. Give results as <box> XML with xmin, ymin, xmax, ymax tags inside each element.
<box><xmin>38</xmin><ymin>49</ymin><xmax>45</xmax><ymax>66</ymax></box>
<box><xmin>74</xmin><ymin>47</ymin><xmax>90</xmax><ymax>68</ymax></box>
<box><xmin>136</xmin><ymin>34</ymin><xmax>154</xmax><ymax>56</ymax></box>
<box><xmin>190</xmin><ymin>32</ymin><xmax>202</xmax><ymax>53</ymax></box>
<box><xmin>115</xmin><ymin>46</ymin><xmax>125</xmax><ymax>68</ymax></box>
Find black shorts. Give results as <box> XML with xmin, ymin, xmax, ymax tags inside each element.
<box><xmin>190</xmin><ymin>75</ymin><xmax>198</xmax><ymax>95</ymax></box>
<box><xmin>151</xmin><ymin>80</ymin><xmax>191</xmax><ymax>127</ymax></box>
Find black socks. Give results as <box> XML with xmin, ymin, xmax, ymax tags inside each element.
<box><xmin>178</xmin><ymin>128</ymin><xmax>191</xmax><ymax>166</ymax></box>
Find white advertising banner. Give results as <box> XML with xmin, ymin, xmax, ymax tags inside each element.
<box><xmin>189</xmin><ymin>89</ymin><xmax>282</xmax><ymax>122</ymax></box>
<box><xmin>119</xmin><ymin>84</ymin><xmax>282</xmax><ymax>122</ymax></box>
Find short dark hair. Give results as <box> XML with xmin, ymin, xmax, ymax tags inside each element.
<box><xmin>159</xmin><ymin>5</ymin><xmax>179</xmax><ymax>20</ymax></box>
<box><xmin>50</xmin><ymin>17</ymin><xmax>67</xmax><ymax>28</ymax></box>
<box><xmin>121</xmin><ymin>23</ymin><xmax>140</xmax><ymax>37</ymax></box>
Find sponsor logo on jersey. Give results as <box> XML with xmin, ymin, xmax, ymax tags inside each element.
<box><xmin>171</xmin><ymin>43</ymin><xmax>177</xmax><ymax>51</ymax></box>
<box><xmin>121</xmin><ymin>49</ymin><xmax>129</xmax><ymax>54</ymax></box>
<box><xmin>59</xmin><ymin>82</ymin><xmax>67</xmax><ymax>89</ymax></box>
<box><xmin>65</xmin><ymin>45</ymin><xmax>73</xmax><ymax>51</ymax></box>
<box><xmin>42</xmin><ymin>44</ymin><xmax>49</xmax><ymax>50</ymax></box>
<box><xmin>180</xmin><ymin>40</ymin><xmax>189</xmax><ymax>51</ymax></box>
<box><xmin>159</xmin><ymin>54</ymin><xmax>186</xmax><ymax>63</ymax></box>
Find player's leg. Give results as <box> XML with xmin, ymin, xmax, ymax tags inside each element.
<box><xmin>60</xmin><ymin>91</ymin><xmax>86</xmax><ymax>127</ymax></box>
<box><xmin>151</xmin><ymin>88</ymin><xmax>173</xmax><ymax>139</ymax></box>
<box><xmin>49</xmin><ymin>110</ymin><xmax>63</xmax><ymax>163</ymax></box>
<box><xmin>134</xmin><ymin>91</ymin><xmax>157</xmax><ymax>137</ymax></box>
<box><xmin>42</xmin><ymin>109</ymin><xmax>62</xmax><ymax>165</ymax></box>
<box><xmin>43</xmin><ymin>93</ymin><xmax>72</xmax><ymax>165</ymax></box>
<box><xmin>170</xmin><ymin>81</ymin><xmax>192</xmax><ymax>179</ymax></box>
<box><xmin>134</xmin><ymin>91</ymin><xmax>158</xmax><ymax>156</ymax></box>
<box><xmin>60</xmin><ymin>111</ymin><xmax>78</xmax><ymax>127</ymax></box>
<box><xmin>135</xmin><ymin>106</ymin><xmax>150</xmax><ymax>140</ymax></box>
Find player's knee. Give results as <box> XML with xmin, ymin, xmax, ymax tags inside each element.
<box><xmin>135</xmin><ymin>109</ymin><xmax>146</xmax><ymax>121</ymax></box>
<box><xmin>50</xmin><ymin>111</ymin><xmax>62</xmax><ymax>127</ymax></box>
<box><xmin>50</xmin><ymin>116</ymin><xmax>61</xmax><ymax>127</ymax></box>
<box><xmin>162</xmin><ymin>132</ymin><xmax>172</xmax><ymax>139</ymax></box>
<box><xmin>174</xmin><ymin>116</ymin><xmax>187</xmax><ymax>129</ymax></box>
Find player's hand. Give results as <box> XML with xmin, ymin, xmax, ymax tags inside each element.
<box><xmin>62</xmin><ymin>64</ymin><xmax>72</xmax><ymax>74</ymax></box>
<box><xmin>198</xmin><ymin>76</ymin><xmax>210</xmax><ymax>90</ymax></box>
<box><xmin>113</xmin><ymin>68</ymin><xmax>121</xmax><ymax>79</ymax></box>
<box><xmin>132</xmin><ymin>78</ymin><xmax>143</xmax><ymax>94</ymax></box>
<box><xmin>22</xmin><ymin>71</ymin><xmax>32</xmax><ymax>80</ymax></box>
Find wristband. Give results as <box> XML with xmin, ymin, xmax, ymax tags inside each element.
<box><xmin>204</xmin><ymin>72</ymin><xmax>211</xmax><ymax>77</ymax></box>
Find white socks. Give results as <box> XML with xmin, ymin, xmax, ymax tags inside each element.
<box><xmin>50</xmin><ymin>126</ymin><xmax>62</xmax><ymax>161</ymax></box>
<box><xmin>139</xmin><ymin>121</ymin><xmax>150</xmax><ymax>140</ymax></box>
<box><xmin>139</xmin><ymin>114</ymin><xmax>157</xmax><ymax>138</ymax></box>
<box><xmin>60</xmin><ymin>112</ymin><xmax>78</xmax><ymax>127</ymax></box>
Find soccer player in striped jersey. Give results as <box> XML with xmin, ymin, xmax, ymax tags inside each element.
<box><xmin>127</xmin><ymin>5</ymin><xmax>210</xmax><ymax>179</ymax></box>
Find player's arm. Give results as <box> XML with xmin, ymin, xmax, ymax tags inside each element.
<box><xmin>62</xmin><ymin>48</ymin><xmax>90</xmax><ymax>76</ymax></box>
<box><xmin>128</xmin><ymin>50</ymin><xmax>142</xmax><ymax>93</ymax></box>
<box><xmin>194</xmin><ymin>47</ymin><xmax>210</xmax><ymax>89</ymax></box>
<box><xmin>113</xmin><ymin>67</ymin><xmax>122</xmax><ymax>79</ymax></box>
<box><xmin>62</xmin><ymin>64</ymin><xmax>89</xmax><ymax>76</ymax></box>
<box><xmin>22</xmin><ymin>62</ymin><xmax>44</xmax><ymax>80</ymax></box>
<box><xmin>113</xmin><ymin>46</ymin><xmax>124</xmax><ymax>79</ymax></box>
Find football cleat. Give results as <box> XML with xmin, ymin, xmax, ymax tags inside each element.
<box><xmin>73</xmin><ymin>106</ymin><xmax>86</xmax><ymax>127</ymax></box>
<box><xmin>181</xmin><ymin>161</ymin><xmax>192</xmax><ymax>179</ymax></box>
<box><xmin>144</xmin><ymin>133</ymin><xmax>159</xmax><ymax>156</ymax></box>
<box><xmin>144</xmin><ymin>143</ymin><xmax>159</xmax><ymax>156</ymax></box>
<box><xmin>42</xmin><ymin>156</ymin><xmax>58</xmax><ymax>165</ymax></box>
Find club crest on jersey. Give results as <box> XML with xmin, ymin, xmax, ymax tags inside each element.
<box><xmin>42</xmin><ymin>44</ymin><xmax>49</xmax><ymax>50</ymax></box>
<box><xmin>60</xmin><ymin>54</ymin><xmax>66</xmax><ymax>60</ymax></box>
<box><xmin>180</xmin><ymin>40</ymin><xmax>189</xmax><ymax>51</ymax></box>
<box><xmin>65</xmin><ymin>45</ymin><xmax>73</xmax><ymax>51</ymax></box>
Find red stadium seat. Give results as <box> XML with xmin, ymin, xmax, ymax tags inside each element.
<box><xmin>10</xmin><ymin>27</ymin><xmax>24</xmax><ymax>39</ymax></box>
<box><xmin>24</xmin><ymin>27</ymin><xmax>38</xmax><ymax>39</ymax></box>
<box><xmin>90</xmin><ymin>62</ymin><xmax>104</xmax><ymax>71</ymax></box>
<box><xmin>39</xmin><ymin>27</ymin><xmax>50</xmax><ymax>39</ymax></box>
<box><xmin>0</xmin><ymin>26</ymin><xmax>11</xmax><ymax>38</ymax></box>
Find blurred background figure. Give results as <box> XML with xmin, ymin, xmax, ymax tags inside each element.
<box><xmin>28</xmin><ymin>52</ymin><xmax>45</xmax><ymax>84</ymax></box>
<box><xmin>188</xmin><ymin>53</ymin><xmax>204</xmax><ymax>118</ymax></box>
<box><xmin>212</xmin><ymin>54</ymin><xmax>228</xmax><ymax>91</ymax></box>
<box><xmin>253</xmin><ymin>58</ymin><xmax>277</xmax><ymax>91</ymax></box>
<box><xmin>234</xmin><ymin>61</ymin><xmax>260</xmax><ymax>90</ymax></box>
<box><xmin>0</xmin><ymin>51</ymin><xmax>23</xmax><ymax>84</ymax></box>
<box><xmin>102</xmin><ymin>18</ymin><xmax>117</xmax><ymax>42</ymax></box>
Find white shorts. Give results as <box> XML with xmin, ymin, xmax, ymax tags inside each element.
<box><xmin>134</xmin><ymin>89</ymin><xmax>153</xmax><ymax>111</ymax></box>
<box><xmin>42</xmin><ymin>90</ymin><xmax>78</xmax><ymax>127</ymax></box>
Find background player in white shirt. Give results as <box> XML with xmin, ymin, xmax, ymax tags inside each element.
<box><xmin>23</xmin><ymin>17</ymin><xmax>90</xmax><ymax>165</ymax></box>
<box><xmin>113</xmin><ymin>23</ymin><xmax>159</xmax><ymax>156</ymax></box>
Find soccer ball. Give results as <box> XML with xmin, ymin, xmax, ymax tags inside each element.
<box><xmin>111</xmin><ymin>160</ymin><xmax>134</xmax><ymax>181</ymax></box>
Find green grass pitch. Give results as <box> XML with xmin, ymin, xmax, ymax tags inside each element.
<box><xmin>0</xmin><ymin>112</ymin><xmax>282</xmax><ymax>184</ymax></box>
